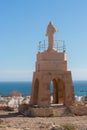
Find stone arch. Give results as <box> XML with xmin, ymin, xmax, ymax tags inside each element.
<box><xmin>33</xmin><ymin>78</ymin><xmax>39</xmax><ymax>105</ymax></box>
<box><xmin>50</xmin><ymin>78</ymin><xmax>65</xmax><ymax>105</ymax></box>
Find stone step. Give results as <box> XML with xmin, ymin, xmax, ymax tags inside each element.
<box><xmin>19</xmin><ymin>104</ymin><xmax>71</xmax><ymax>117</ymax></box>
<box><xmin>51</xmin><ymin>105</ymin><xmax>70</xmax><ymax>116</ymax></box>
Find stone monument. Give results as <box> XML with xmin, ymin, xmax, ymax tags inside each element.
<box><xmin>46</xmin><ymin>21</ymin><xmax>57</xmax><ymax>51</ymax></box>
<box><xmin>30</xmin><ymin>22</ymin><xmax>74</xmax><ymax>108</ymax></box>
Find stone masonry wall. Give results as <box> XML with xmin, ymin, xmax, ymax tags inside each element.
<box><xmin>69</xmin><ymin>106</ymin><xmax>87</xmax><ymax>116</ymax></box>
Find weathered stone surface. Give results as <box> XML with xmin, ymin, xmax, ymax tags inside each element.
<box><xmin>19</xmin><ymin>104</ymin><xmax>70</xmax><ymax>117</ymax></box>
<box><xmin>69</xmin><ymin>106</ymin><xmax>87</xmax><ymax>116</ymax></box>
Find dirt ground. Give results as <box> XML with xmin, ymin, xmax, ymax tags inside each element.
<box><xmin>0</xmin><ymin>110</ymin><xmax>87</xmax><ymax>130</ymax></box>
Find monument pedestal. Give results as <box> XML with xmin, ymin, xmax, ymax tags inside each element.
<box><xmin>30</xmin><ymin>51</ymin><xmax>74</xmax><ymax>107</ymax></box>
<box><xmin>19</xmin><ymin>104</ymin><xmax>70</xmax><ymax>117</ymax></box>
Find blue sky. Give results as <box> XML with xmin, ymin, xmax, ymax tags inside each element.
<box><xmin>0</xmin><ymin>0</ymin><xmax>87</xmax><ymax>81</ymax></box>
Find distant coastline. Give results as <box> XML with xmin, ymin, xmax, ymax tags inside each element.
<box><xmin>0</xmin><ymin>80</ymin><xmax>87</xmax><ymax>96</ymax></box>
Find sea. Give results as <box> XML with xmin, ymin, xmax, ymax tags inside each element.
<box><xmin>0</xmin><ymin>81</ymin><xmax>87</xmax><ymax>97</ymax></box>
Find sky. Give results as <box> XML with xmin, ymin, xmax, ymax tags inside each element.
<box><xmin>0</xmin><ymin>0</ymin><xmax>87</xmax><ymax>81</ymax></box>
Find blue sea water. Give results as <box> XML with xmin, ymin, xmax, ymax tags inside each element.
<box><xmin>0</xmin><ymin>82</ymin><xmax>32</xmax><ymax>96</ymax></box>
<box><xmin>0</xmin><ymin>81</ymin><xmax>87</xmax><ymax>96</ymax></box>
<box><xmin>73</xmin><ymin>81</ymin><xmax>87</xmax><ymax>96</ymax></box>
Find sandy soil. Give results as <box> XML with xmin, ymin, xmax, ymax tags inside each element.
<box><xmin>0</xmin><ymin>111</ymin><xmax>87</xmax><ymax>130</ymax></box>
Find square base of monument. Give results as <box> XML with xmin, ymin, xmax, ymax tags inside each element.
<box><xmin>18</xmin><ymin>104</ymin><xmax>70</xmax><ymax>117</ymax></box>
<box><xmin>69</xmin><ymin>106</ymin><xmax>87</xmax><ymax>116</ymax></box>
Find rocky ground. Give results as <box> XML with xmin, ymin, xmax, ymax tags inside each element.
<box><xmin>0</xmin><ymin>111</ymin><xmax>87</xmax><ymax>130</ymax></box>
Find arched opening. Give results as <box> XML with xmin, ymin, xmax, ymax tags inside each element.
<box><xmin>50</xmin><ymin>79</ymin><xmax>58</xmax><ymax>104</ymax></box>
<box><xmin>57</xmin><ymin>79</ymin><xmax>65</xmax><ymax>104</ymax></box>
<box><xmin>50</xmin><ymin>78</ymin><xmax>65</xmax><ymax>105</ymax></box>
<box><xmin>33</xmin><ymin>79</ymin><xmax>39</xmax><ymax>105</ymax></box>
<box><xmin>50</xmin><ymin>81</ymin><xmax>54</xmax><ymax>103</ymax></box>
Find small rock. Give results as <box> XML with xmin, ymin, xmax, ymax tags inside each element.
<box><xmin>0</xmin><ymin>119</ymin><xmax>4</xmax><ymax>124</ymax></box>
<box><xmin>50</xmin><ymin>123</ymin><xmax>63</xmax><ymax>130</ymax></box>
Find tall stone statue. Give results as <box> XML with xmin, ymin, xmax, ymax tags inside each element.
<box><xmin>46</xmin><ymin>22</ymin><xmax>57</xmax><ymax>51</ymax></box>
